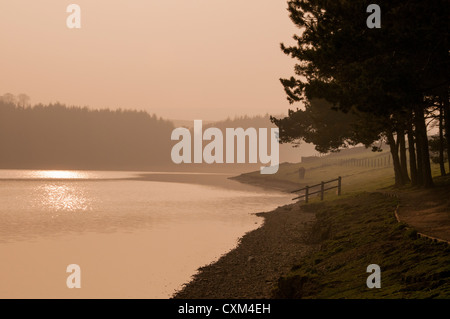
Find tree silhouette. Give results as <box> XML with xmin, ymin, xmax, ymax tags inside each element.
<box><xmin>274</xmin><ymin>0</ymin><xmax>449</xmax><ymax>187</ymax></box>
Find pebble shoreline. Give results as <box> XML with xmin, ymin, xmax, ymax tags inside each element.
<box><xmin>172</xmin><ymin>202</ymin><xmax>317</xmax><ymax>299</ymax></box>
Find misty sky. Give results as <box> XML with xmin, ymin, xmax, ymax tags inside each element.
<box><xmin>0</xmin><ymin>1</ymin><xmax>299</xmax><ymax>121</ymax></box>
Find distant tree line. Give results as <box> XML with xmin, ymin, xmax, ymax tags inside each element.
<box><xmin>272</xmin><ymin>0</ymin><xmax>449</xmax><ymax>188</ymax></box>
<box><xmin>0</xmin><ymin>95</ymin><xmax>174</xmax><ymax>170</ymax></box>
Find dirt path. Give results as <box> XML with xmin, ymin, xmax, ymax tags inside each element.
<box><xmin>395</xmin><ymin>185</ymin><xmax>450</xmax><ymax>243</ymax></box>
<box><xmin>172</xmin><ymin>203</ymin><xmax>317</xmax><ymax>299</ymax></box>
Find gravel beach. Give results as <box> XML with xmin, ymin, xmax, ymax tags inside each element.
<box><xmin>172</xmin><ymin>202</ymin><xmax>317</xmax><ymax>299</ymax></box>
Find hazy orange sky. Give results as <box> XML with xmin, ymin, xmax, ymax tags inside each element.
<box><xmin>0</xmin><ymin>1</ymin><xmax>298</xmax><ymax>121</ymax></box>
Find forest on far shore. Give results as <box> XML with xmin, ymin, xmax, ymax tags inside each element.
<box><xmin>0</xmin><ymin>97</ymin><xmax>175</xmax><ymax>171</ymax></box>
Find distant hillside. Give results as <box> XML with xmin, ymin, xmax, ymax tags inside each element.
<box><xmin>204</xmin><ymin>115</ymin><xmax>318</xmax><ymax>164</ymax></box>
<box><xmin>0</xmin><ymin>101</ymin><xmax>175</xmax><ymax>170</ymax></box>
<box><xmin>171</xmin><ymin>119</ymin><xmax>215</xmax><ymax>129</ymax></box>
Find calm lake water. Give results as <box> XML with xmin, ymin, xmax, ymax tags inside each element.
<box><xmin>0</xmin><ymin>170</ymin><xmax>291</xmax><ymax>298</ymax></box>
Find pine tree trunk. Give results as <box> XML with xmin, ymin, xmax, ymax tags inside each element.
<box><xmin>386</xmin><ymin>130</ymin><xmax>404</xmax><ymax>186</ymax></box>
<box><xmin>407</xmin><ymin>122</ymin><xmax>418</xmax><ymax>186</ymax></box>
<box><xmin>412</xmin><ymin>109</ymin><xmax>424</xmax><ymax>186</ymax></box>
<box><xmin>439</xmin><ymin>104</ymin><xmax>446</xmax><ymax>176</ymax></box>
<box><xmin>398</xmin><ymin>128</ymin><xmax>410</xmax><ymax>182</ymax></box>
<box><xmin>415</xmin><ymin>134</ymin><xmax>424</xmax><ymax>187</ymax></box>
<box><xmin>443</xmin><ymin>90</ymin><xmax>450</xmax><ymax>172</ymax></box>
<box><xmin>414</xmin><ymin>105</ymin><xmax>434</xmax><ymax>188</ymax></box>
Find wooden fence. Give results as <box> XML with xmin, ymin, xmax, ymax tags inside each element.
<box><xmin>336</xmin><ymin>155</ymin><xmax>391</xmax><ymax>168</ymax></box>
<box><xmin>291</xmin><ymin>176</ymin><xmax>342</xmax><ymax>203</ymax></box>
<box><xmin>302</xmin><ymin>154</ymin><xmax>392</xmax><ymax>168</ymax></box>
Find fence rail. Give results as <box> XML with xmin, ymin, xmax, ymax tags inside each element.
<box><xmin>291</xmin><ymin>176</ymin><xmax>342</xmax><ymax>203</ymax></box>
<box><xmin>301</xmin><ymin>154</ymin><xmax>392</xmax><ymax>168</ymax></box>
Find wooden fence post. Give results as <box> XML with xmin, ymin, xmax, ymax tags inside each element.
<box><xmin>338</xmin><ymin>176</ymin><xmax>342</xmax><ymax>196</ymax></box>
<box><xmin>292</xmin><ymin>177</ymin><xmax>342</xmax><ymax>203</ymax></box>
<box><xmin>320</xmin><ymin>181</ymin><xmax>324</xmax><ymax>201</ymax></box>
<box><xmin>305</xmin><ymin>186</ymin><xmax>309</xmax><ymax>203</ymax></box>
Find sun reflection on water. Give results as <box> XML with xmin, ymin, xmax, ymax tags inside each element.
<box><xmin>33</xmin><ymin>170</ymin><xmax>88</xmax><ymax>179</ymax></box>
<box><xmin>37</xmin><ymin>184</ymin><xmax>91</xmax><ymax>213</ymax></box>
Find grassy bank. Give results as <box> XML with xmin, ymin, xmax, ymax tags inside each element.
<box><xmin>234</xmin><ymin>146</ymin><xmax>447</xmax><ymax>196</ymax></box>
<box><xmin>233</xmin><ymin>146</ymin><xmax>396</xmax><ymax>194</ymax></box>
<box><xmin>273</xmin><ymin>192</ymin><xmax>450</xmax><ymax>299</ymax></box>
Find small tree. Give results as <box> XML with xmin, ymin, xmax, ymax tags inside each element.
<box><xmin>1</xmin><ymin>93</ymin><xmax>16</xmax><ymax>105</ymax></box>
<box><xmin>17</xmin><ymin>94</ymin><xmax>30</xmax><ymax>108</ymax></box>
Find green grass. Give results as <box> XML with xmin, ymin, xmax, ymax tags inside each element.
<box><xmin>273</xmin><ymin>192</ymin><xmax>450</xmax><ymax>299</ymax></box>
<box><xmin>240</xmin><ymin>145</ymin><xmax>448</xmax><ymax>197</ymax></box>
<box><xmin>244</xmin><ymin>147</ymin><xmax>394</xmax><ymax>185</ymax></box>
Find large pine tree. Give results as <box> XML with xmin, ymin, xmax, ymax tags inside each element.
<box><xmin>273</xmin><ymin>0</ymin><xmax>449</xmax><ymax>187</ymax></box>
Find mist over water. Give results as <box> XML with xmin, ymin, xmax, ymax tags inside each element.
<box><xmin>0</xmin><ymin>170</ymin><xmax>291</xmax><ymax>298</ymax></box>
